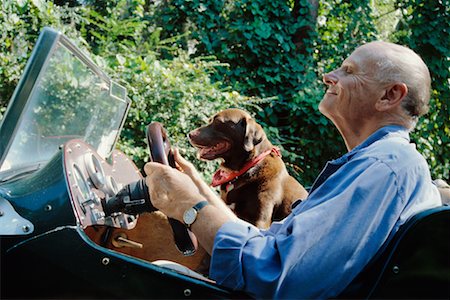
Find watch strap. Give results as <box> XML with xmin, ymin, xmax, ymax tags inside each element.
<box><xmin>193</xmin><ymin>200</ymin><xmax>209</xmax><ymax>212</ymax></box>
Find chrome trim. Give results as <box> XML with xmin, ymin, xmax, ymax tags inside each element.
<box><xmin>0</xmin><ymin>197</ymin><xmax>34</xmax><ymax>235</ymax></box>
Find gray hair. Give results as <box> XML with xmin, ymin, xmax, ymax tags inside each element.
<box><xmin>370</xmin><ymin>42</ymin><xmax>431</xmax><ymax>126</ymax></box>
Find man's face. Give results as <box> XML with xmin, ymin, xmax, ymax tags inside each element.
<box><xmin>319</xmin><ymin>44</ymin><xmax>385</xmax><ymax>129</ymax></box>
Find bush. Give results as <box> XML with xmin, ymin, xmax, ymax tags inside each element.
<box><xmin>1</xmin><ymin>0</ymin><xmax>448</xmax><ymax>185</ymax></box>
<box><xmin>0</xmin><ymin>0</ymin><xmax>257</xmax><ymax>182</ymax></box>
<box><xmin>114</xmin><ymin>49</ymin><xmax>257</xmax><ymax>179</ymax></box>
<box><xmin>0</xmin><ymin>1</ymin><xmax>84</xmax><ymax>112</ymax></box>
<box><xmin>144</xmin><ymin>0</ymin><xmax>449</xmax><ymax>184</ymax></box>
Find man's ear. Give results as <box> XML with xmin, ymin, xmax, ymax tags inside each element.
<box><xmin>376</xmin><ymin>83</ymin><xmax>408</xmax><ymax>111</ymax></box>
<box><xmin>243</xmin><ymin>118</ymin><xmax>265</xmax><ymax>152</ymax></box>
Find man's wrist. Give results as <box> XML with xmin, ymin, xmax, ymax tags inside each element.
<box><xmin>182</xmin><ymin>200</ymin><xmax>209</xmax><ymax>228</ymax></box>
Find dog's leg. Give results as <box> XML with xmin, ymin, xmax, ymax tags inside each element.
<box><xmin>255</xmin><ymin>201</ymin><xmax>275</xmax><ymax>229</ymax></box>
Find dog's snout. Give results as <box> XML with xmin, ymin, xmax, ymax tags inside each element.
<box><xmin>188</xmin><ymin>130</ymin><xmax>199</xmax><ymax>140</ymax></box>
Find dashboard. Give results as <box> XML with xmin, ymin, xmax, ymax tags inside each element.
<box><xmin>61</xmin><ymin>139</ymin><xmax>208</xmax><ymax>272</ymax></box>
<box><xmin>63</xmin><ymin>139</ymin><xmax>142</xmax><ymax>230</ymax></box>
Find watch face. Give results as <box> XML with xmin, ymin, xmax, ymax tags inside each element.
<box><xmin>183</xmin><ymin>208</ymin><xmax>197</xmax><ymax>225</ymax></box>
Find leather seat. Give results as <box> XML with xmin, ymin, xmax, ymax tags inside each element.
<box><xmin>339</xmin><ymin>205</ymin><xmax>450</xmax><ymax>299</ymax></box>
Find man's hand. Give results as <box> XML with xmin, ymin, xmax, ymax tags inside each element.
<box><xmin>144</xmin><ymin>161</ymin><xmax>203</xmax><ymax>222</ymax></box>
<box><xmin>173</xmin><ymin>149</ymin><xmax>218</xmax><ymax>200</ymax></box>
<box><xmin>145</xmin><ymin>149</ymin><xmax>238</xmax><ymax>254</ymax></box>
<box><xmin>172</xmin><ymin>148</ymin><xmax>237</xmax><ymax>220</ymax></box>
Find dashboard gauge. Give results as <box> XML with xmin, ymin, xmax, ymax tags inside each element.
<box><xmin>85</xmin><ymin>153</ymin><xmax>105</xmax><ymax>189</ymax></box>
<box><xmin>63</xmin><ymin>140</ymin><xmax>142</xmax><ymax>229</ymax></box>
<box><xmin>72</xmin><ymin>163</ymin><xmax>92</xmax><ymax>205</ymax></box>
<box><xmin>104</xmin><ymin>175</ymin><xmax>119</xmax><ymax>196</ymax></box>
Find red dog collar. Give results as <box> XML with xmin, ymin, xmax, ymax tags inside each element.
<box><xmin>211</xmin><ymin>147</ymin><xmax>281</xmax><ymax>189</ymax></box>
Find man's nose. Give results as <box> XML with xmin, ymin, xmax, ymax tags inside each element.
<box><xmin>322</xmin><ymin>71</ymin><xmax>338</xmax><ymax>85</ymax></box>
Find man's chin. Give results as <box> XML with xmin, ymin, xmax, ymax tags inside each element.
<box><xmin>318</xmin><ymin>99</ymin><xmax>330</xmax><ymax>115</ymax></box>
<box><xmin>318</xmin><ymin>101</ymin><xmax>336</xmax><ymax>123</ymax></box>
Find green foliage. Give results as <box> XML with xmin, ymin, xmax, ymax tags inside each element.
<box><xmin>0</xmin><ymin>0</ymin><xmax>83</xmax><ymax>111</ymax></box>
<box><xmin>0</xmin><ymin>0</ymin><xmax>254</xmax><ymax>182</ymax></box>
<box><xmin>149</xmin><ymin>0</ymin><xmax>324</xmax><ymax>184</ymax></box>
<box><xmin>182</xmin><ymin>0</ymin><xmax>309</xmax><ymax>100</ymax></box>
<box><xmin>1</xmin><ymin>0</ymin><xmax>448</xmax><ymax>185</ymax></box>
<box><xmin>316</xmin><ymin>0</ymin><xmax>377</xmax><ymax>73</ymax></box>
<box><xmin>393</xmin><ymin>0</ymin><xmax>450</xmax><ymax>180</ymax></box>
<box><xmin>371</xmin><ymin>0</ymin><xmax>403</xmax><ymax>40</ymax></box>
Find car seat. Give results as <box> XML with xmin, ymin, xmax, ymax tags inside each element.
<box><xmin>339</xmin><ymin>205</ymin><xmax>450</xmax><ymax>299</ymax></box>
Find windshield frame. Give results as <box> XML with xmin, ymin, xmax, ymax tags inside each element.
<box><xmin>0</xmin><ymin>27</ymin><xmax>130</xmax><ymax>177</ymax></box>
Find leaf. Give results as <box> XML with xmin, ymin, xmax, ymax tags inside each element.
<box><xmin>254</xmin><ymin>21</ymin><xmax>271</xmax><ymax>39</ymax></box>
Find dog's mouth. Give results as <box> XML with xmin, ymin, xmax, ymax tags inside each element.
<box><xmin>197</xmin><ymin>140</ymin><xmax>231</xmax><ymax>160</ymax></box>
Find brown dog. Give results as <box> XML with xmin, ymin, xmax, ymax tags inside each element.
<box><xmin>189</xmin><ymin>108</ymin><xmax>308</xmax><ymax>228</ymax></box>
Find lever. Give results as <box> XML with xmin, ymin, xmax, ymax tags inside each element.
<box><xmin>112</xmin><ymin>232</ymin><xmax>143</xmax><ymax>249</ymax></box>
<box><xmin>103</xmin><ymin>179</ymin><xmax>156</xmax><ymax>216</ymax></box>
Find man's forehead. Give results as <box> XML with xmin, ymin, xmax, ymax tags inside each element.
<box><xmin>343</xmin><ymin>46</ymin><xmax>380</xmax><ymax>69</ymax></box>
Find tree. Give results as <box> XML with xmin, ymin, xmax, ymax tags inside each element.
<box><xmin>393</xmin><ymin>0</ymin><xmax>450</xmax><ymax>180</ymax></box>
<box><xmin>144</xmin><ymin>0</ymin><xmax>449</xmax><ymax>184</ymax></box>
<box><xmin>1</xmin><ymin>0</ymin><xmax>448</xmax><ymax>184</ymax></box>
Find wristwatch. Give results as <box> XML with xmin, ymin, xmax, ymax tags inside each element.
<box><xmin>183</xmin><ymin>201</ymin><xmax>209</xmax><ymax>228</ymax></box>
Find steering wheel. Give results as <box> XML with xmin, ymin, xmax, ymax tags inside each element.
<box><xmin>146</xmin><ymin>122</ymin><xmax>198</xmax><ymax>256</ymax></box>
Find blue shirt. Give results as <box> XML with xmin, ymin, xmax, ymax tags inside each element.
<box><xmin>210</xmin><ymin>125</ymin><xmax>441</xmax><ymax>299</ymax></box>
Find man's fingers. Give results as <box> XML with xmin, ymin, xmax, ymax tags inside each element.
<box><xmin>144</xmin><ymin>161</ymin><xmax>165</xmax><ymax>177</ymax></box>
<box><xmin>143</xmin><ymin>162</ymin><xmax>154</xmax><ymax>176</ymax></box>
<box><xmin>173</xmin><ymin>148</ymin><xmax>193</xmax><ymax>170</ymax></box>
<box><xmin>173</xmin><ymin>148</ymin><xmax>185</xmax><ymax>165</ymax></box>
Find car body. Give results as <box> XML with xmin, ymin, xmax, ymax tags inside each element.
<box><xmin>0</xmin><ymin>27</ymin><xmax>448</xmax><ymax>299</ymax></box>
<box><xmin>0</xmin><ymin>27</ymin><xmax>247</xmax><ymax>299</ymax></box>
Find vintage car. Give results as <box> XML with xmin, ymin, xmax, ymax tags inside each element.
<box><xmin>0</xmin><ymin>27</ymin><xmax>448</xmax><ymax>299</ymax></box>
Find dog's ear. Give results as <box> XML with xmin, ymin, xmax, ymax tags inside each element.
<box><xmin>243</xmin><ymin>117</ymin><xmax>265</xmax><ymax>152</ymax></box>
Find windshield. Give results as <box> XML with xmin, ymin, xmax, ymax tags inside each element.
<box><xmin>0</xmin><ymin>31</ymin><xmax>129</xmax><ymax>175</ymax></box>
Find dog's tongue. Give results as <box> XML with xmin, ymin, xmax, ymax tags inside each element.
<box><xmin>200</xmin><ymin>141</ymin><xmax>229</xmax><ymax>159</ymax></box>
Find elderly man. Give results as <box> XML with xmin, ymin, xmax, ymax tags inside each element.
<box><xmin>144</xmin><ymin>41</ymin><xmax>441</xmax><ymax>299</ymax></box>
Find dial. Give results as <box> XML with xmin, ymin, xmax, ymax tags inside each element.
<box><xmin>85</xmin><ymin>153</ymin><xmax>105</xmax><ymax>189</ymax></box>
<box><xmin>104</xmin><ymin>175</ymin><xmax>119</xmax><ymax>196</ymax></box>
<box><xmin>183</xmin><ymin>208</ymin><xmax>198</xmax><ymax>226</ymax></box>
<box><xmin>72</xmin><ymin>163</ymin><xmax>92</xmax><ymax>205</ymax></box>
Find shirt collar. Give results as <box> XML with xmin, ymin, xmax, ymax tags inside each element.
<box><xmin>332</xmin><ymin>125</ymin><xmax>410</xmax><ymax>165</ymax></box>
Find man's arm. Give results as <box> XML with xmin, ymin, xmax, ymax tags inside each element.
<box><xmin>172</xmin><ymin>148</ymin><xmax>238</xmax><ymax>220</ymax></box>
<box><xmin>187</xmin><ymin>204</ymin><xmax>232</xmax><ymax>254</ymax></box>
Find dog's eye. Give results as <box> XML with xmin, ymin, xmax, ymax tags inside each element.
<box><xmin>227</xmin><ymin>121</ymin><xmax>239</xmax><ymax>127</ymax></box>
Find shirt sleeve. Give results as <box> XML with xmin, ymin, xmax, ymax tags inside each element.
<box><xmin>209</xmin><ymin>157</ymin><xmax>410</xmax><ymax>299</ymax></box>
